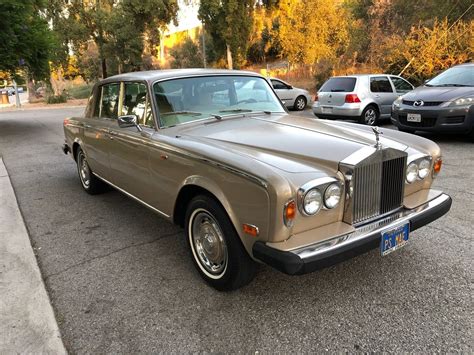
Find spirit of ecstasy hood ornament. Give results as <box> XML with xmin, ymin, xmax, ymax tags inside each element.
<box><xmin>372</xmin><ymin>126</ymin><xmax>383</xmax><ymax>148</ymax></box>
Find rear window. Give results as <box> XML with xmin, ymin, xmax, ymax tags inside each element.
<box><xmin>319</xmin><ymin>77</ymin><xmax>356</xmax><ymax>92</ymax></box>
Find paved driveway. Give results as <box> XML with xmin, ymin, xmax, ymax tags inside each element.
<box><xmin>0</xmin><ymin>107</ymin><xmax>471</xmax><ymax>352</ymax></box>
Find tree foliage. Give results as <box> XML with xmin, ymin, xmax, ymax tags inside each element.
<box><xmin>383</xmin><ymin>19</ymin><xmax>473</xmax><ymax>84</ymax></box>
<box><xmin>47</xmin><ymin>0</ymin><xmax>179</xmax><ymax>78</ymax></box>
<box><xmin>0</xmin><ymin>0</ymin><xmax>56</xmax><ymax>80</ymax></box>
<box><xmin>198</xmin><ymin>0</ymin><xmax>254</xmax><ymax>68</ymax></box>
<box><xmin>277</xmin><ymin>0</ymin><xmax>349</xmax><ymax>65</ymax></box>
<box><xmin>169</xmin><ymin>37</ymin><xmax>203</xmax><ymax>68</ymax></box>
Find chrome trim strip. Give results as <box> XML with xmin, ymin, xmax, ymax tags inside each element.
<box><xmin>92</xmin><ymin>172</ymin><xmax>171</xmax><ymax>218</ymax></box>
<box><xmin>290</xmin><ymin>193</ymin><xmax>450</xmax><ymax>260</ymax></box>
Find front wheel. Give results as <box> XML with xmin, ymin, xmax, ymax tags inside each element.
<box><xmin>294</xmin><ymin>96</ymin><xmax>307</xmax><ymax>111</ymax></box>
<box><xmin>359</xmin><ymin>105</ymin><xmax>379</xmax><ymax>126</ymax></box>
<box><xmin>185</xmin><ymin>195</ymin><xmax>257</xmax><ymax>291</ymax></box>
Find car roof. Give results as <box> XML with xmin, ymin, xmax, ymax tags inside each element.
<box><xmin>100</xmin><ymin>69</ymin><xmax>262</xmax><ymax>85</ymax></box>
<box><xmin>330</xmin><ymin>74</ymin><xmax>398</xmax><ymax>78</ymax></box>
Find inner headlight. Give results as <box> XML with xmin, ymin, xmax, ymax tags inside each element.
<box><xmin>406</xmin><ymin>162</ymin><xmax>418</xmax><ymax>183</ymax></box>
<box><xmin>449</xmin><ymin>97</ymin><xmax>474</xmax><ymax>107</ymax></box>
<box><xmin>303</xmin><ymin>188</ymin><xmax>322</xmax><ymax>215</ymax></box>
<box><xmin>324</xmin><ymin>183</ymin><xmax>342</xmax><ymax>209</ymax></box>
<box><xmin>392</xmin><ymin>96</ymin><xmax>403</xmax><ymax>109</ymax></box>
<box><xmin>418</xmin><ymin>158</ymin><xmax>431</xmax><ymax>179</ymax></box>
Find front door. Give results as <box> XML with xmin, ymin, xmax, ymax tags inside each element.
<box><xmin>108</xmin><ymin>82</ymin><xmax>155</xmax><ymax>202</ymax></box>
<box><xmin>271</xmin><ymin>79</ymin><xmax>294</xmax><ymax>107</ymax></box>
<box><xmin>369</xmin><ymin>76</ymin><xmax>397</xmax><ymax>118</ymax></box>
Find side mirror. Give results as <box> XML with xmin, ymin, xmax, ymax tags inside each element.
<box><xmin>287</xmin><ymin>85</ymin><xmax>293</xmax><ymax>89</ymax></box>
<box><xmin>423</xmin><ymin>79</ymin><xmax>430</xmax><ymax>85</ymax></box>
<box><xmin>118</xmin><ymin>115</ymin><xmax>142</xmax><ymax>131</ymax></box>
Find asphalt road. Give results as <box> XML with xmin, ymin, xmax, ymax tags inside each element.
<box><xmin>0</xmin><ymin>107</ymin><xmax>472</xmax><ymax>353</ymax></box>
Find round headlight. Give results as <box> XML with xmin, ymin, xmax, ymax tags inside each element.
<box><xmin>418</xmin><ymin>159</ymin><xmax>431</xmax><ymax>179</ymax></box>
<box><xmin>406</xmin><ymin>162</ymin><xmax>418</xmax><ymax>183</ymax></box>
<box><xmin>303</xmin><ymin>188</ymin><xmax>322</xmax><ymax>215</ymax></box>
<box><xmin>324</xmin><ymin>183</ymin><xmax>342</xmax><ymax>209</ymax></box>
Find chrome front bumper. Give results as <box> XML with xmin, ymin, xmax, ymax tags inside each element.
<box><xmin>253</xmin><ymin>193</ymin><xmax>452</xmax><ymax>275</ymax></box>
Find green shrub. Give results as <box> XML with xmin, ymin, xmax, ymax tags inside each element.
<box><xmin>46</xmin><ymin>94</ymin><xmax>67</xmax><ymax>104</ymax></box>
<box><xmin>67</xmin><ymin>84</ymin><xmax>94</xmax><ymax>99</ymax></box>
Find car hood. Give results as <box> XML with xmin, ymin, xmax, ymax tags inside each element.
<box><xmin>403</xmin><ymin>86</ymin><xmax>474</xmax><ymax>101</ymax></box>
<box><xmin>177</xmin><ymin>114</ymin><xmax>408</xmax><ymax>173</ymax></box>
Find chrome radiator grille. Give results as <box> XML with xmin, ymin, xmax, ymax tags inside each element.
<box><xmin>351</xmin><ymin>155</ymin><xmax>406</xmax><ymax>224</ymax></box>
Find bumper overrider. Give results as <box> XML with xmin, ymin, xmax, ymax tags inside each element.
<box><xmin>253</xmin><ymin>193</ymin><xmax>452</xmax><ymax>275</ymax></box>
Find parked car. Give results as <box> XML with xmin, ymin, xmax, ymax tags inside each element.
<box><xmin>62</xmin><ymin>69</ymin><xmax>451</xmax><ymax>290</ymax></box>
<box><xmin>0</xmin><ymin>87</ymin><xmax>15</xmax><ymax>96</ymax></box>
<box><xmin>391</xmin><ymin>63</ymin><xmax>474</xmax><ymax>137</ymax></box>
<box><xmin>313</xmin><ymin>74</ymin><xmax>414</xmax><ymax>125</ymax></box>
<box><xmin>268</xmin><ymin>77</ymin><xmax>312</xmax><ymax>111</ymax></box>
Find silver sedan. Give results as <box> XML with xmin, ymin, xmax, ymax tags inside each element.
<box><xmin>268</xmin><ymin>78</ymin><xmax>312</xmax><ymax>111</ymax></box>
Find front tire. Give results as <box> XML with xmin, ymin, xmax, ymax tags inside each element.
<box><xmin>76</xmin><ymin>148</ymin><xmax>107</xmax><ymax>195</ymax></box>
<box><xmin>185</xmin><ymin>195</ymin><xmax>257</xmax><ymax>291</ymax></box>
<box><xmin>294</xmin><ymin>96</ymin><xmax>307</xmax><ymax>111</ymax></box>
<box><xmin>359</xmin><ymin>105</ymin><xmax>379</xmax><ymax>126</ymax></box>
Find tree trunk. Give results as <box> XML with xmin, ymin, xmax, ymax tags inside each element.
<box><xmin>101</xmin><ymin>58</ymin><xmax>108</xmax><ymax>79</ymax></box>
<box><xmin>27</xmin><ymin>78</ymin><xmax>36</xmax><ymax>102</ymax></box>
<box><xmin>226</xmin><ymin>44</ymin><xmax>233</xmax><ymax>70</ymax></box>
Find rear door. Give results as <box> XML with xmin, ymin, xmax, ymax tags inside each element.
<box><xmin>82</xmin><ymin>82</ymin><xmax>120</xmax><ymax>179</ymax></box>
<box><xmin>318</xmin><ymin>77</ymin><xmax>357</xmax><ymax>108</ymax></box>
<box><xmin>369</xmin><ymin>76</ymin><xmax>396</xmax><ymax>117</ymax></box>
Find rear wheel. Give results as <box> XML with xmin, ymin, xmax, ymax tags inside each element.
<box><xmin>76</xmin><ymin>148</ymin><xmax>107</xmax><ymax>194</ymax></box>
<box><xmin>185</xmin><ymin>195</ymin><xmax>257</xmax><ymax>291</ymax></box>
<box><xmin>294</xmin><ymin>96</ymin><xmax>307</xmax><ymax>111</ymax></box>
<box><xmin>359</xmin><ymin>105</ymin><xmax>379</xmax><ymax>126</ymax></box>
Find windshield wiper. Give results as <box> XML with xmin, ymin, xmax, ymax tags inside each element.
<box><xmin>160</xmin><ymin>111</ymin><xmax>202</xmax><ymax>116</ymax></box>
<box><xmin>218</xmin><ymin>108</ymin><xmax>254</xmax><ymax>113</ymax></box>
<box><xmin>431</xmin><ymin>84</ymin><xmax>471</xmax><ymax>87</ymax></box>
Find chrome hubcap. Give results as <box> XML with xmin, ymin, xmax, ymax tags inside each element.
<box><xmin>78</xmin><ymin>153</ymin><xmax>90</xmax><ymax>188</ymax></box>
<box><xmin>190</xmin><ymin>210</ymin><xmax>227</xmax><ymax>277</ymax></box>
<box><xmin>296</xmin><ymin>98</ymin><xmax>305</xmax><ymax>110</ymax></box>
<box><xmin>365</xmin><ymin>109</ymin><xmax>376</xmax><ymax>125</ymax></box>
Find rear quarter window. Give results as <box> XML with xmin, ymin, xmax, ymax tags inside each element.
<box><xmin>319</xmin><ymin>77</ymin><xmax>357</xmax><ymax>92</ymax></box>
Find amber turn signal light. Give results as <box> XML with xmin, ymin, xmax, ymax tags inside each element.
<box><xmin>243</xmin><ymin>224</ymin><xmax>259</xmax><ymax>237</ymax></box>
<box><xmin>433</xmin><ymin>158</ymin><xmax>442</xmax><ymax>175</ymax></box>
<box><xmin>284</xmin><ymin>200</ymin><xmax>296</xmax><ymax>227</ymax></box>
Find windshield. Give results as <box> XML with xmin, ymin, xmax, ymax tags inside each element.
<box><xmin>426</xmin><ymin>66</ymin><xmax>474</xmax><ymax>87</ymax></box>
<box><xmin>153</xmin><ymin>75</ymin><xmax>285</xmax><ymax>127</ymax></box>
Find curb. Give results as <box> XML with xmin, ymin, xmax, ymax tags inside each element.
<box><xmin>0</xmin><ymin>157</ymin><xmax>67</xmax><ymax>354</ymax></box>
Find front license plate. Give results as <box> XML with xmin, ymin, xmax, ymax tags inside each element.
<box><xmin>407</xmin><ymin>113</ymin><xmax>421</xmax><ymax>122</ymax></box>
<box><xmin>381</xmin><ymin>223</ymin><xmax>409</xmax><ymax>256</ymax></box>
<box><xmin>321</xmin><ymin>107</ymin><xmax>333</xmax><ymax>114</ymax></box>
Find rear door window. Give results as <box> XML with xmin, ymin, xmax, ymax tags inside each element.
<box><xmin>99</xmin><ymin>83</ymin><xmax>120</xmax><ymax>119</ymax></box>
<box><xmin>319</xmin><ymin>77</ymin><xmax>356</xmax><ymax>92</ymax></box>
<box><xmin>390</xmin><ymin>76</ymin><xmax>413</xmax><ymax>93</ymax></box>
<box><xmin>370</xmin><ymin>76</ymin><xmax>393</xmax><ymax>93</ymax></box>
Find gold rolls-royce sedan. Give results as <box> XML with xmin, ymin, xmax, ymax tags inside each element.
<box><xmin>62</xmin><ymin>69</ymin><xmax>452</xmax><ymax>291</ymax></box>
